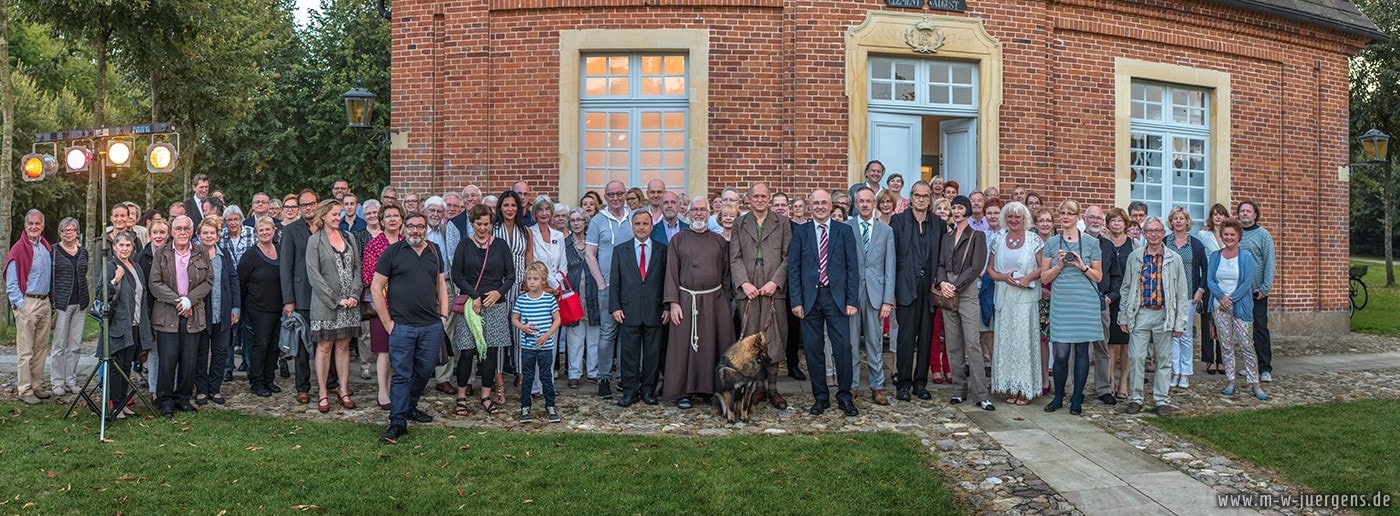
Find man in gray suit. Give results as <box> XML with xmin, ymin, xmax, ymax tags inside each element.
<box><xmin>846</xmin><ymin>186</ymin><xmax>895</xmax><ymax>405</ymax></box>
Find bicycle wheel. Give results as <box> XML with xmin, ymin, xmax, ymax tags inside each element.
<box><xmin>1351</xmin><ymin>277</ymin><xmax>1368</xmax><ymax>311</ymax></box>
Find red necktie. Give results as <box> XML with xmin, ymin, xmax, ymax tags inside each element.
<box><xmin>639</xmin><ymin>242</ymin><xmax>647</xmax><ymax>281</ymax></box>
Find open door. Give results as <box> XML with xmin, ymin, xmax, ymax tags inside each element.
<box><xmin>869</xmin><ymin>112</ymin><xmax>921</xmax><ymax>198</ymax></box>
<box><xmin>939</xmin><ymin>117</ymin><xmax>978</xmax><ymax>193</ymax></box>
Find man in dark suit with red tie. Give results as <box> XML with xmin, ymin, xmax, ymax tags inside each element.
<box><xmin>609</xmin><ymin>211</ymin><xmax>670</xmax><ymax>407</ymax></box>
<box><xmin>788</xmin><ymin>189</ymin><xmax>861</xmax><ymax>417</ymax></box>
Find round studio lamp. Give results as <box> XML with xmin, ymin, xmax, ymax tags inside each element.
<box><xmin>107</xmin><ymin>140</ymin><xmax>133</xmax><ymax>167</ymax></box>
<box><xmin>146</xmin><ymin>142</ymin><xmax>179</xmax><ymax>174</ymax></box>
<box><xmin>1360</xmin><ymin>127</ymin><xmax>1389</xmax><ymax>163</ymax></box>
<box><xmin>65</xmin><ymin>146</ymin><xmax>94</xmax><ymax>173</ymax></box>
<box><xmin>21</xmin><ymin>153</ymin><xmax>59</xmax><ymax>182</ymax></box>
<box><xmin>343</xmin><ymin>86</ymin><xmax>377</xmax><ymax>128</ymax></box>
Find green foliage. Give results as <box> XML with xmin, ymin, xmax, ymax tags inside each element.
<box><xmin>1152</xmin><ymin>398</ymin><xmax>1400</xmax><ymax>513</ymax></box>
<box><xmin>1350</xmin><ymin>0</ymin><xmax>1399</xmax><ymax>257</ymax></box>
<box><xmin>0</xmin><ymin>403</ymin><xmax>963</xmax><ymax>514</ymax></box>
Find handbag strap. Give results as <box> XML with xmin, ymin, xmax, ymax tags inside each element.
<box><xmin>557</xmin><ymin>270</ymin><xmax>575</xmax><ymax>293</ymax></box>
<box><xmin>473</xmin><ymin>237</ymin><xmax>491</xmax><ymax>292</ymax></box>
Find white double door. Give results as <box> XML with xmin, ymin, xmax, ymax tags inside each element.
<box><xmin>868</xmin><ymin>112</ymin><xmax>977</xmax><ymax>197</ymax></box>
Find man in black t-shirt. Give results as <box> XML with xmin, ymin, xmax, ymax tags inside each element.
<box><xmin>371</xmin><ymin>213</ymin><xmax>450</xmax><ymax>443</ymax></box>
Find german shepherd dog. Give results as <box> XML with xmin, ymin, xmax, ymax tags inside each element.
<box><xmin>712</xmin><ymin>332</ymin><xmax>770</xmax><ymax>424</ymax></box>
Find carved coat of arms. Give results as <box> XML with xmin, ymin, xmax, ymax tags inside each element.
<box><xmin>904</xmin><ymin>18</ymin><xmax>945</xmax><ymax>54</ymax></box>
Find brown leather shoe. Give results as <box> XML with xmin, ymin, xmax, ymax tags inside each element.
<box><xmin>1125</xmin><ymin>402</ymin><xmax>1142</xmax><ymax>414</ymax></box>
<box><xmin>751</xmin><ymin>389</ymin><xmax>768</xmax><ymax>405</ymax></box>
<box><xmin>1155</xmin><ymin>404</ymin><xmax>1173</xmax><ymax>417</ymax></box>
<box><xmin>872</xmin><ymin>390</ymin><xmax>890</xmax><ymax>406</ymax></box>
<box><xmin>768</xmin><ymin>390</ymin><xmax>788</xmax><ymax>410</ymax></box>
<box><xmin>296</xmin><ymin>392</ymin><xmax>311</xmax><ymax>404</ymax></box>
<box><xmin>434</xmin><ymin>382</ymin><xmax>455</xmax><ymax>395</ymax></box>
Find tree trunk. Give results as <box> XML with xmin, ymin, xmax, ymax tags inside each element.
<box><xmin>148</xmin><ymin>72</ymin><xmax>158</xmax><ymax>209</ymax></box>
<box><xmin>87</xmin><ymin>17</ymin><xmax>112</xmax><ymax>279</ymax></box>
<box><xmin>0</xmin><ymin>0</ymin><xmax>14</xmax><ymax>333</ymax></box>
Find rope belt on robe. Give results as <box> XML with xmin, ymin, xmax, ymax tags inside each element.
<box><xmin>679</xmin><ymin>284</ymin><xmax>723</xmax><ymax>352</ymax></box>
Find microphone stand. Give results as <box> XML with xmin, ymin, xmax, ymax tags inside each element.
<box><xmin>63</xmin><ymin>153</ymin><xmax>157</xmax><ymax>441</ymax></box>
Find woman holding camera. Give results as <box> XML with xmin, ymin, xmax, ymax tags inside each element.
<box><xmin>1038</xmin><ymin>200</ymin><xmax>1103</xmax><ymax>415</ymax></box>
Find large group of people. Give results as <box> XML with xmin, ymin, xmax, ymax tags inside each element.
<box><xmin>4</xmin><ymin>162</ymin><xmax>1279</xmax><ymax>444</ymax></box>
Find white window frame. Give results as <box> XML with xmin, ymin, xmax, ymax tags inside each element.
<box><xmin>868</xmin><ymin>56</ymin><xmax>978</xmax><ymax>116</ymax></box>
<box><xmin>1129</xmin><ymin>80</ymin><xmax>1211</xmax><ymax>225</ymax></box>
<box><xmin>579</xmin><ymin>54</ymin><xmax>689</xmax><ymax>192</ymax></box>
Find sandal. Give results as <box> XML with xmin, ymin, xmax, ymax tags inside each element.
<box><xmin>454</xmin><ymin>397</ymin><xmax>471</xmax><ymax>416</ymax></box>
<box><xmin>480</xmin><ymin>398</ymin><xmax>501</xmax><ymax>414</ymax></box>
<box><xmin>338</xmin><ymin>393</ymin><xmax>356</xmax><ymax>410</ymax></box>
<box><xmin>1252</xmin><ymin>386</ymin><xmax>1269</xmax><ymax>400</ymax></box>
<box><xmin>317</xmin><ymin>397</ymin><xmax>331</xmax><ymax>413</ymax></box>
<box><xmin>1221</xmin><ymin>383</ymin><xmax>1236</xmax><ymax>396</ymax></box>
<box><xmin>1114</xmin><ymin>391</ymin><xmax>1127</xmax><ymax>401</ymax></box>
<box><xmin>1014</xmin><ymin>397</ymin><xmax>1030</xmax><ymax>406</ymax></box>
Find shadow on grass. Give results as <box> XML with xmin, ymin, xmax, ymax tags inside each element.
<box><xmin>0</xmin><ymin>402</ymin><xmax>964</xmax><ymax>514</ymax></box>
<box><xmin>1151</xmin><ymin>398</ymin><xmax>1400</xmax><ymax>514</ymax></box>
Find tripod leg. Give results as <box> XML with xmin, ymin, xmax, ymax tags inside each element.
<box><xmin>63</xmin><ymin>360</ymin><xmax>106</xmax><ymax>420</ymax></box>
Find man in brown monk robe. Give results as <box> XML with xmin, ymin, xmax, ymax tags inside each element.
<box><xmin>662</xmin><ymin>197</ymin><xmax>734</xmax><ymax>409</ymax></box>
<box><xmin>729</xmin><ymin>182</ymin><xmax>792</xmax><ymax>410</ymax></box>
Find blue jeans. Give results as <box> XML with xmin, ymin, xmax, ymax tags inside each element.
<box><xmin>387</xmin><ymin>322</ymin><xmax>443</xmax><ymax>427</ymax></box>
<box><xmin>520</xmin><ymin>347</ymin><xmax>557</xmax><ymax>409</ymax></box>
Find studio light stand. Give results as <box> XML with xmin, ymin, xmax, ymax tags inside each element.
<box><xmin>62</xmin><ymin>143</ymin><xmax>158</xmax><ymax>440</ymax></box>
<box><xmin>22</xmin><ymin>123</ymin><xmax>181</xmax><ymax>441</ymax></box>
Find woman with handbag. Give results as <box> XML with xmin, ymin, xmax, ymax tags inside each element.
<box><xmin>306</xmin><ymin>200</ymin><xmax>363</xmax><ymax>413</ymax></box>
<box><xmin>452</xmin><ymin>205</ymin><xmax>517</xmax><ymax>415</ymax></box>
<box><xmin>529</xmin><ymin>197</ymin><xmax>568</xmax><ymax>395</ymax></box>
<box><xmin>361</xmin><ymin>202</ymin><xmax>402</xmax><ymax>409</ymax></box>
<box><xmin>563</xmin><ymin>208</ymin><xmax>601</xmax><ymax>389</ymax></box>
<box><xmin>103</xmin><ymin>232</ymin><xmax>150</xmax><ymax>420</ymax></box>
<box><xmin>934</xmin><ymin>196</ymin><xmax>992</xmax><ymax>411</ymax></box>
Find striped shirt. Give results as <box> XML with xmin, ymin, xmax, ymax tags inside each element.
<box><xmin>513</xmin><ymin>291</ymin><xmax>559</xmax><ymax>350</ymax></box>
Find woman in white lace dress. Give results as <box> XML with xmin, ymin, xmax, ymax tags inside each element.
<box><xmin>988</xmin><ymin>201</ymin><xmax>1044</xmax><ymax>405</ymax></box>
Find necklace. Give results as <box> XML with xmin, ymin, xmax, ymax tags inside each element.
<box><xmin>1005</xmin><ymin>232</ymin><xmax>1024</xmax><ymax>248</ymax></box>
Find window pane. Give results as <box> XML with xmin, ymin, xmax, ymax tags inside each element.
<box><xmin>931</xmin><ymin>62</ymin><xmax>949</xmax><ymax>82</ymax></box>
<box><xmin>663</xmin><ymin>112</ymin><xmax>685</xmax><ymax>129</ymax></box>
<box><xmin>608</xmin><ymin>56</ymin><xmax>628</xmax><ymax>74</ymax></box>
<box><xmin>640</xmin><ymin>151</ymin><xmax>661</xmax><ymax>167</ymax></box>
<box><xmin>641</xmin><ymin>56</ymin><xmax>662</xmax><ymax>75</ymax></box>
<box><xmin>640</xmin><ymin>112</ymin><xmax>661</xmax><ymax>129</ymax></box>
<box><xmin>952</xmin><ymin>65</ymin><xmax>973</xmax><ymax>85</ymax></box>
<box><xmin>872</xmin><ymin>58</ymin><xmax>891</xmax><ymax>80</ymax></box>
<box><xmin>872</xmin><ymin>83</ymin><xmax>892</xmax><ymax>100</ymax></box>
<box><xmin>896</xmin><ymin>62</ymin><xmax>916</xmax><ymax>81</ymax></box>
<box><xmin>664</xmin><ymin>152</ymin><xmax>685</xmax><ymax>168</ymax></box>
<box><xmin>585</xmin><ymin>151</ymin><xmax>604</xmax><ymax>167</ymax></box>
<box><xmin>585</xmin><ymin>168</ymin><xmax>607</xmax><ymax>186</ymax></box>
<box><xmin>664</xmin><ymin>56</ymin><xmax>686</xmax><ymax>75</ymax></box>
<box><xmin>664</xmin><ymin>132</ymin><xmax>685</xmax><ymax>148</ymax></box>
<box><xmin>952</xmin><ymin>86</ymin><xmax>972</xmax><ymax>105</ymax></box>
<box><xmin>585</xmin><ymin>57</ymin><xmax>606</xmax><ymax>75</ymax></box>
<box><xmin>641</xmin><ymin>77</ymin><xmax>662</xmax><ymax>96</ymax></box>
<box><xmin>608</xmin><ymin>77</ymin><xmax>629</xmax><ymax>95</ymax></box>
<box><xmin>931</xmin><ymin>86</ymin><xmax>949</xmax><ymax>104</ymax></box>
<box><xmin>585</xmin><ymin>131</ymin><xmax>605</xmax><ymax>148</ymax></box>
<box><xmin>641</xmin><ymin>131</ymin><xmax>661</xmax><ymax>148</ymax></box>
<box><xmin>608</xmin><ymin>151</ymin><xmax>629</xmax><ymax>167</ymax></box>
<box><xmin>896</xmin><ymin>83</ymin><xmax>916</xmax><ymax>102</ymax></box>
<box><xmin>584</xmin><ymin>112</ymin><xmax>606</xmax><ymax>129</ymax></box>
<box><xmin>585</xmin><ymin>78</ymin><xmax>607</xmax><ymax>97</ymax></box>
<box><xmin>610</xmin><ymin>112</ymin><xmax>629</xmax><ymax>129</ymax></box>
<box><xmin>664</xmin><ymin>77</ymin><xmax>686</xmax><ymax>95</ymax></box>
<box><xmin>663</xmin><ymin>169</ymin><xmax>685</xmax><ymax>186</ymax></box>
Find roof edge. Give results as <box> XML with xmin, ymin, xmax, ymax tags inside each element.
<box><xmin>1210</xmin><ymin>0</ymin><xmax>1390</xmax><ymax>43</ymax></box>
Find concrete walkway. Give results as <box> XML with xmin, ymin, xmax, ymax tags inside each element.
<box><xmin>956</xmin><ymin>349</ymin><xmax>1400</xmax><ymax>515</ymax></box>
<box><xmin>963</xmin><ymin>401</ymin><xmax>1244</xmax><ymax>515</ymax></box>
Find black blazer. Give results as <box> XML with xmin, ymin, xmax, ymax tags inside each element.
<box><xmin>279</xmin><ymin>219</ymin><xmax>313</xmax><ymax>310</ymax></box>
<box><xmin>888</xmin><ymin>210</ymin><xmax>946</xmax><ymax>306</ymax></box>
<box><xmin>787</xmin><ymin>220</ymin><xmax>861</xmax><ymax>313</ymax></box>
<box><xmin>608</xmin><ymin>238</ymin><xmax>667</xmax><ymax>327</ymax></box>
<box><xmin>184</xmin><ymin>197</ymin><xmax>205</xmax><ymax>228</ymax></box>
<box><xmin>105</xmin><ymin>258</ymin><xmax>154</xmax><ymax>354</ymax></box>
<box><xmin>204</xmin><ymin>246</ymin><xmax>242</xmax><ymax>334</ymax></box>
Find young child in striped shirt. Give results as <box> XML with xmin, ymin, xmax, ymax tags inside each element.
<box><xmin>512</xmin><ymin>262</ymin><xmax>562</xmax><ymax>423</ymax></box>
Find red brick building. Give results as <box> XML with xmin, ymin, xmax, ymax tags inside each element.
<box><xmin>388</xmin><ymin>0</ymin><xmax>1383</xmax><ymax>336</ymax></box>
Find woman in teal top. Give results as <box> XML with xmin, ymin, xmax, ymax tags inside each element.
<box><xmin>1038</xmin><ymin>200</ymin><xmax>1103</xmax><ymax>415</ymax></box>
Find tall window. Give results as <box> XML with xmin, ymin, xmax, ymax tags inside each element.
<box><xmin>580</xmin><ymin>54</ymin><xmax>688</xmax><ymax>192</ymax></box>
<box><xmin>1129</xmin><ymin>81</ymin><xmax>1210</xmax><ymax>224</ymax></box>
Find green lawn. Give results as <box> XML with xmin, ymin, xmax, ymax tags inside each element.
<box><xmin>1350</xmin><ymin>260</ymin><xmax>1400</xmax><ymax>336</ymax></box>
<box><xmin>1152</xmin><ymin>399</ymin><xmax>1399</xmax><ymax>513</ymax></box>
<box><xmin>0</xmin><ymin>315</ymin><xmax>101</xmax><ymax>347</ymax></box>
<box><xmin>0</xmin><ymin>403</ymin><xmax>962</xmax><ymax>514</ymax></box>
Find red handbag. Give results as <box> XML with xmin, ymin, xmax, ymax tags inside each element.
<box><xmin>556</xmin><ymin>272</ymin><xmax>585</xmax><ymax>326</ymax></box>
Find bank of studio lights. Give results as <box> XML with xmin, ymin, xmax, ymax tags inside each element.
<box><xmin>20</xmin><ymin>140</ymin><xmax>178</xmax><ymax>182</ymax></box>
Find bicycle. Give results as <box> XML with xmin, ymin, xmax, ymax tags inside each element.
<box><xmin>1349</xmin><ymin>265</ymin><xmax>1369</xmax><ymax>318</ymax></box>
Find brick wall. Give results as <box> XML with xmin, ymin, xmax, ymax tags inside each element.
<box><xmin>389</xmin><ymin>0</ymin><xmax>1368</xmax><ymax>323</ymax></box>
